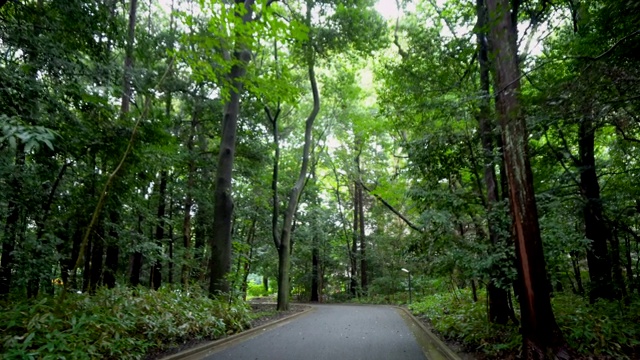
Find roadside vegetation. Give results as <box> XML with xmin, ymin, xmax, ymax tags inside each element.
<box><xmin>0</xmin><ymin>287</ymin><xmax>250</xmax><ymax>359</ymax></box>
<box><xmin>1</xmin><ymin>0</ymin><xmax>640</xmax><ymax>359</ymax></box>
<box><xmin>340</xmin><ymin>277</ymin><xmax>640</xmax><ymax>360</ymax></box>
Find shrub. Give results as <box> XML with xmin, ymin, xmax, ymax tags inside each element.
<box><xmin>409</xmin><ymin>289</ymin><xmax>640</xmax><ymax>359</ymax></box>
<box><xmin>553</xmin><ymin>293</ymin><xmax>640</xmax><ymax>358</ymax></box>
<box><xmin>409</xmin><ymin>289</ymin><xmax>521</xmax><ymax>357</ymax></box>
<box><xmin>0</xmin><ymin>286</ymin><xmax>251</xmax><ymax>359</ymax></box>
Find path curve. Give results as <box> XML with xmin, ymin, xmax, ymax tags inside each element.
<box><xmin>203</xmin><ymin>304</ymin><xmax>437</xmax><ymax>360</ymax></box>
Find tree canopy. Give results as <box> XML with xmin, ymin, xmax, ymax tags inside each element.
<box><xmin>1</xmin><ymin>0</ymin><xmax>640</xmax><ymax>358</ymax></box>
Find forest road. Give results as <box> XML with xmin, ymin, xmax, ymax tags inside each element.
<box><xmin>202</xmin><ymin>304</ymin><xmax>452</xmax><ymax>360</ymax></box>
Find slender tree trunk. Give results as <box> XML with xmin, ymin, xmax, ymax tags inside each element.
<box><xmin>82</xmin><ymin>237</ymin><xmax>92</xmax><ymax>293</ymax></box>
<box><xmin>311</xmin><ymin>238</ymin><xmax>320</xmax><ymax>302</ymax></box>
<box><xmin>130</xmin><ymin>212</ymin><xmax>144</xmax><ymax>286</ymax></box>
<box><xmin>351</xmin><ymin>182</ymin><xmax>359</xmax><ymax>297</ymax></box>
<box><xmin>624</xmin><ymin>235</ymin><xmax>634</xmax><ymax>294</ymax></box>
<box><xmin>276</xmin><ymin>34</ymin><xmax>320</xmax><ymax>311</ymax></box>
<box><xmin>0</xmin><ymin>145</ymin><xmax>25</xmax><ymax>297</ymax></box>
<box><xmin>66</xmin><ymin>225</ymin><xmax>83</xmax><ymax>289</ymax></box>
<box><xmin>209</xmin><ymin>0</ymin><xmax>256</xmax><ymax>295</ymax></box>
<box><xmin>103</xmin><ymin>202</ymin><xmax>121</xmax><ymax>289</ymax></box>
<box><xmin>358</xmin><ymin>181</ymin><xmax>367</xmax><ymax>294</ymax></box>
<box><xmin>570</xmin><ymin>251</ymin><xmax>585</xmax><ymax>294</ymax></box>
<box><xmin>486</xmin><ymin>0</ymin><xmax>569</xmax><ymax>357</ymax></box>
<box><xmin>151</xmin><ymin>171</ymin><xmax>167</xmax><ymax>290</ymax></box>
<box><xmin>168</xmin><ymin>190</ymin><xmax>174</xmax><ymax>286</ymax></box>
<box><xmin>579</xmin><ymin>118</ymin><xmax>616</xmax><ymax>302</ymax></box>
<box><xmin>89</xmin><ymin>225</ymin><xmax>105</xmax><ymax>293</ymax></box>
<box><xmin>182</xmin><ymin>112</ymin><xmax>197</xmax><ymax>288</ymax></box>
<box><xmin>240</xmin><ymin>219</ymin><xmax>256</xmax><ymax>300</ymax></box>
<box><xmin>121</xmin><ymin>0</ymin><xmax>137</xmax><ymax>115</ymax></box>
<box><xmin>610</xmin><ymin>230</ymin><xmax>627</xmax><ymax>300</ymax></box>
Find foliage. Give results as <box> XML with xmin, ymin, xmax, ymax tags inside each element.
<box><xmin>0</xmin><ymin>286</ymin><xmax>251</xmax><ymax>359</ymax></box>
<box><xmin>409</xmin><ymin>289</ymin><xmax>521</xmax><ymax>357</ymax></box>
<box><xmin>409</xmin><ymin>289</ymin><xmax>640</xmax><ymax>359</ymax></box>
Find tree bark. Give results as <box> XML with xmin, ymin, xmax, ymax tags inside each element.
<box><xmin>240</xmin><ymin>218</ymin><xmax>256</xmax><ymax>300</ymax></box>
<box><xmin>610</xmin><ymin>230</ymin><xmax>627</xmax><ymax>300</ymax></box>
<box><xmin>623</xmin><ymin>234</ymin><xmax>635</xmax><ymax>293</ymax></box>
<box><xmin>311</xmin><ymin>238</ymin><xmax>320</xmax><ymax>302</ymax></box>
<box><xmin>209</xmin><ymin>0</ymin><xmax>256</xmax><ymax>295</ymax></box>
<box><xmin>350</xmin><ymin>182</ymin><xmax>359</xmax><ymax>297</ymax></box>
<box><xmin>276</xmin><ymin>37</ymin><xmax>320</xmax><ymax>311</ymax></box>
<box><xmin>130</xmin><ymin>212</ymin><xmax>144</xmax><ymax>286</ymax></box>
<box><xmin>182</xmin><ymin>110</ymin><xmax>197</xmax><ymax>289</ymax></box>
<box><xmin>88</xmin><ymin>225</ymin><xmax>105</xmax><ymax>293</ymax></box>
<box><xmin>476</xmin><ymin>0</ymin><xmax>511</xmax><ymax>325</ymax></box>
<box><xmin>485</xmin><ymin>0</ymin><xmax>570</xmax><ymax>357</ymax></box>
<box><xmin>103</xmin><ymin>217</ymin><xmax>120</xmax><ymax>289</ymax></box>
<box><xmin>579</xmin><ymin>118</ymin><xmax>616</xmax><ymax>302</ymax></box>
<box><xmin>0</xmin><ymin>145</ymin><xmax>25</xmax><ymax>297</ymax></box>
<box><xmin>570</xmin><ymin>251</ymin><xmax>585</xmax><ymax>294</ymax></box>
<box><xmin>358</xmin><ymin>180</ymin><xmax>367</xmax><ymax>294</ymax></box>
<box><xmin>151</xmin><ymin>170</ymin><xmax>167</xmax><ymax>290</ymax></box>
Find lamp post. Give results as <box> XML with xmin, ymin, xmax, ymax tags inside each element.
<box><xmin>401</xmin><ymin>268</ymin><xmax>411</xmax><ymax>304</ymax></box>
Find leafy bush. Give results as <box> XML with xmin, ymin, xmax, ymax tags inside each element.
<box><xmin>554</xmin><ymin>294</ymin><xmax>640</xmax><ymax>358</ymax></box>
<box><xmin>409</xmin><ymin>289</ymin><xmax>521</xmax><ymax>357</ymax></box>
<box><xmin>246</xmin><ymin>282</ymin><xmax>271</xmax><ymax>298</ymax></box>
<box><xmin>409</xmin><ymin>289</ymin><xmax>640</xmax><ymax>359</ymax></box>
<box><xmin>0</xmin><ymin>286</ymin><xmax>251</xmax><ymax>359</ymax></box>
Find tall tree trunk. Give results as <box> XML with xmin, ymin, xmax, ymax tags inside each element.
<box><xmin>358</xmin><ymin>181</ymin><xmax>367</xmax><ymax>294</ymax></box>
<box><xmin>103</xmin><ymin>210</ymin><xmax>120</xmax><ymax>288</ymax></box>
<box><xmin>151</xmin><ymin>170</ymin><xmax>167</xmax><ymax>290</ymax></box>
<box><xmin>0</xmin><ymin>145</ymin><xmax>25</xmax><ymax>297</ymax></box>
<box><xmin>130</xmin><ymin>212</ymin><xmax>144</xmax><ymax>286</ymax></box>
<box><xmin>82</xmin><ymin>237</ymin><xmax>92</xmax><ymax>293</ymax></box>
<box><xmin>89</xmin><ymin>225</ymin><xmax>105</xmax><ymax>293</ymax></box>
<box><xmin>624</xmin><ymin>235</ymin><xmax>635</xmax><ymax>294</ymax></box>
<box><xmin>310</xmin><ymin>149</ymin><xmax>320</xmax><ymax>302</ymax></box>
<box><xmin>276</xmin><ymin>30</ymin><xmax>320</xmax><ymax>310</ymax></box>
<box><xmin>209</xmin><ymin>0</ymin><xmax>256</xmax><ymax>295</ymax></box>
<box><xmin>311</xmin><ymin>238</ymin><xmax>320</xmax><ymax>302</ymax></box>
<box><xmin>476</xmin><ymin>0</ymin><xmax>511</xmax><ymax>325</ymax></box>
<box><xmin>120</xmin><ymin>0</ymin><xmax>137</xmax><ymax>115</ymax></box>
<box><xmin>350</xmin><ymin>182</ymin><xmax>359</xmax><ymax>297</ymax></box>
<box><xmin>168</xmin><ymin>189</ymin><xmax>174</xmax><ymax>286</ymax></box>
<box><xmin>240</xmin><ymin>218</ymin><xmax>256</xmax><ymax>300</ymax></box>
<box><xmin>570</xmin><ymin>251</ymin><xmax>585</xmax><ymax>294</ymax></box>
<box><xmin>182</xmin><ymin>111</ymin><xmax>197</xmax><ymax>289</ymax></box>
<box><xmin>485</xmin><ymin>0</ymin><xmax>570</xmax><ymax>357</ymax></box>
<box><xmin>610</xmin><ymin>230</ymin><xmax>627</xmax><ymax>300</ymax></box>
<box><xmin>579</xmin><ymin>118</ymin><xmax>616</xmax><ymax>302</ymax></box>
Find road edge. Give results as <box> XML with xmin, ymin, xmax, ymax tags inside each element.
<box><xmin>160</xmin><ymin>305</ymin><xmax>315</xmax><ymax>360</ymax></box>
<box><xmin>394</xmin><ymin>306</ymin><xmax>462</xmax><ymax>360</ymax></box>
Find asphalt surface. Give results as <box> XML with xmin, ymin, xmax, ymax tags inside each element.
<box><xmin>203</xmin><ymin>304</ymin><xmax>428</xmax><ymax>360</ymax></box>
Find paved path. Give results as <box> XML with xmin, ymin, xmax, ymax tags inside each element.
<box><xmin>204</xmin><ymin>304</ymin><xmax>428</xmax><ymax>360</ymax></box>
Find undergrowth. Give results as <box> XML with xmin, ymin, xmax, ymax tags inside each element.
<box><xmin>0</xmin><ymin>286</ymin><xmax>251</xmax><ymax>359</ymax></box>
<box><xmin>409</xmin><ymin>289</ymin><xmax>640</xmax><ymax>359</ymax></box>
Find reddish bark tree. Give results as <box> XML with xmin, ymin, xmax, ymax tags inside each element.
<box><xmin>485</xmin><ymin>0</ymin><xmax>571</xmax><ymax>357</ymax></box>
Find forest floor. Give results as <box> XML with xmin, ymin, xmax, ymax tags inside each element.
<box><xmin>145</xmin><ymin>298</ymin><xmax>309</xmax><ymax>360</ymax></box>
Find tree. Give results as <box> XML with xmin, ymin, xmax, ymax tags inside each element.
<box><xmin>485</xmin><ymin>0</ymin><xmax>569</xmax><ymax>357</ymax></box>
<box><xmin>209</xmin><ymin>0</ymin><xmax>257</xmax><ymax>295</ymax></box>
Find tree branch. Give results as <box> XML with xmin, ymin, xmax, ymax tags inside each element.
<box><xmin>360</xmin><ymin>182</ymin><xmax>423</xmax><ymax>233</ymax></box>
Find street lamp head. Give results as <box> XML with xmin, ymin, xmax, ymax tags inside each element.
<box><xmin>401</xmin><ymin>268</ymin><xmax>410</xmax><ymax>273</ymax></box>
